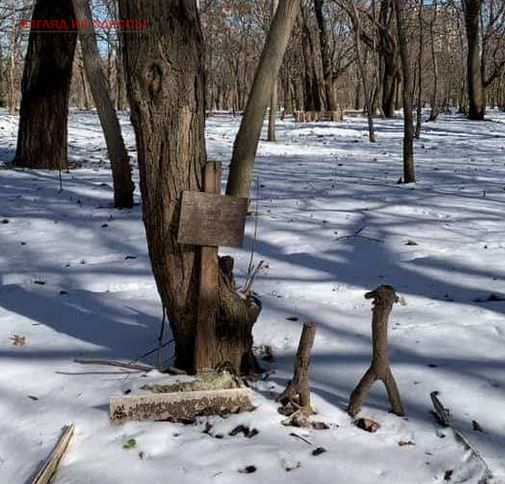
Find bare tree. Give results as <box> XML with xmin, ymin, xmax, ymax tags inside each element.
<box><xmin>119</xmin><ymin>0</ymin><xmax>304</xmax><ymax>373</ymax></box>
<box><xmin>268</xmin><ymin>0</ymin><xmax>279</xmax><ymax>142</ymax></box>
<box><xmin>226</xmin><ymin>0</ymin><xmax>301</xmax><ymax>198</ymax></box>
<box><xmin>13</xmin><ymin>0</ymin><xmax>77</xmax><ymax>170</ymax></box>
<box><xmin>415</xmin><ymin>0</ymin><xmax>424</xmax><ymax>139</ymax></box>
<box><xmin>428</xmin><ymin>0</ymin><xmax>439</xmax><ymax>121</ymax></box>
<box><xmin>315</xmin><ymin>0</ymin><xmax>339</xmax><ymax>111</ymax></box>
<box><xmin>342</xmin><ymin>1</ymin><xmax>376</xmax><ymax>142</ymax></box>
<box><xmin>463</xmin><ymin>0</ymin><xmax>485</xmax><ymax>119</ymax></box>
<box><xmin>394</xmin><ymin>0</ymin><xmax>415</xmax><ymax>183</ymax></box>
<box><xmin>72</xmin><ymin>0</ymin><xmax>134</xmax><ymax>208</ymax></box>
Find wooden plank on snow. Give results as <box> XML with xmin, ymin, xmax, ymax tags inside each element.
<box><xmin>31</xmin><ymin>424</ymin><xmax>74</xmax><ymax>484</ymax></box>
<box><xmin>110</xmin><ymin>388</ymin><xmax>253</xmax><ymax>424</ymax></box>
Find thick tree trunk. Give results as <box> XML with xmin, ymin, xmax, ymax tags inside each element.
<box><xmin>379</xmin><ymin>0</ymin><xmax>398</xmax><ymax>118</ymax></box>
<box><xmin>226</xmin><ymin>0</ymin><xmax>301</xmax><ymax>198</ymax></box>
<box><xmin>13</xmin><ymin>0</ymin><xmax>77</xmax><ymax>170</ymax></box>
<box><xmin>72</xmin><ymin>0</ymin><xmax>134</xmax><ymax>208</ymax></box>
<box><xmin>463</xmin><ymin>0</ymin><xmax>485</xmax><ymax>120</ymax></box>
<box><xmin>314</xmin><ymin>0</ymin><xmax>338</xmax><ymax>111</ymax></box>
<box><xmin>382</xmin><ymin>54</ymin><xmax>398</xmax><ymax>118</ymax></box>
<box><xmin>394</xmin><ymin>0</ymin><xmax>415</xmax><ymax>183</ymax></box>
<box><xmin>300</xmin><ymin>9</ymin><xmax>322</xmax><ymax>113</ymax></box>
<box><xmin>118</xmin><ymin>0</ymin><xmax>205</xmax><ymax>372</ymax></box>
<box><xmin>119</xmin><ymin>1</ymin><xmax>261</xmax><ymax>374</ymax></box>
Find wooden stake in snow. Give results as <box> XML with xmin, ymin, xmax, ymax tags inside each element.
<box><xmin>177</xmin><ymin>161</ymin><xmax>248</xmax><ymax>372</ymax></box>
<box><xmin>348</xmin><ymin>286</ymin><xmax>404</xmax><ymax>417</ymax></box>
<box><xmin>277</xmin><ymin>322</ymin><xmax>317</xmax><ymax>413</ymax></box>
<box><xmin>31</xmin><ymin>424</ymin><xmax>74</xmax><ymax>484</ymax></box>
<box><xmin>110</xmin><ymin>388</ymin><xmax>253</xmax><ymax>424</ymax></box>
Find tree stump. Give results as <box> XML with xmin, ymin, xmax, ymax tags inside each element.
<box><xmin>277</xmin><ymin>322</ymin><xmax>317</xmax><ymax>416</ymax></box>
<box><xmin>348</xmin><ymin>286</ymin><xmax>404</xmax><ymax>417</ymax></box>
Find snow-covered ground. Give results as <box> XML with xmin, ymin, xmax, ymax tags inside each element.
<box><xmin>0</xmin><ymin>109</ymin><xmax>504</xmax><ymax>483</ymax></box>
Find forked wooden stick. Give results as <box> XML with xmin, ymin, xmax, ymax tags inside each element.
<box><xmin>348</xmin><ymin>286</ymin><xmax>404</xmax><ymax>417</ymax></box>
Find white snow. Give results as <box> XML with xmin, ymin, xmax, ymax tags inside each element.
<box><xmin>0</xmin><ymin>108</ymin><xmax>504</xmax><ymax>483</ymax></box>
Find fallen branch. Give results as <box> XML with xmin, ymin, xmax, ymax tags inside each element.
<box><xmin>335</xmin><ymin>225</ymin><xmax>384</xmax><ymax>243</ymax></box>
<box><xmin>348</xmin><ymin>286</ymin><xmax>404</xmax><ymax>417</ymax></box>
<box><xmin>73</xmin><ymin>358</ymin><xmax>154</xmax><ymax>372</ymax></box>
<box><xmin>32</xmin><ymin>424</ymin><xmax>74</xmax><ymax>484</ymax></box>
<box><xmin>430</xmin><ymin>391</ymin><xmax>493</xmax><ymax>481</ymax></box>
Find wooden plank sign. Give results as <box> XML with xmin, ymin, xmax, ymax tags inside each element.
<box><xmin>178</xmin><ymin>191</ymin><xmax>248</xmax><ymax>248</ymax></box>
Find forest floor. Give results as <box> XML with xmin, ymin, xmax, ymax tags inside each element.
<box><xmin>0</xmin><ymin>109</ymin><xmax>504</xmax><ymax>483</ymax></box>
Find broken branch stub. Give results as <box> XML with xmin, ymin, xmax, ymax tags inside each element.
<box><xmin>348</xmin><ymin>285</ymin><xmax>404</xmax><ymax>417</ymax></box>
<box><xmin>278</xmin><ymin>322</ymin><xmax>317</xmax><ymax>414</ymax></box>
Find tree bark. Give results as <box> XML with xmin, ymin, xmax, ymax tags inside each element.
<box><xmin>72</xmin><ymin>0</ymin><xmax>134</xmax><ymax>208</ymax></box>
<box><xmin>415</xmin><ymin>0</ymin><xmax>424</xmax><ymax>139</ymax></box>
<box><xmin>119</xmin><ymin>1</ymin><xmax>261</xmax><ymax>374</ymax></box>
<box><xmin>463</xmin><ymin>0</ymin><xmax>485</xmax><ymax>120</ymax></box>
<box><xmin>379</xmin><ymin>0</ymin><xmax>399</xmax><ymax>118</ymax></box>
<box><xmin>348</xmin><ymin>3</ymin><xmax>376</xmax><ymax>142</ymax></box>
<box><xmin>314</xmin><ymin>0</ymin><xmax>338</xmax><ymax>111</ymax></box>
<box><xmin>428</xmin><ymin>0</ymin><xmax>439</xmax><ymax>122</ymax></box>
<box><xmin>13</xmin><ymin>0</ymin><xmax>77</xmax><ymax>170</ymax></box>
<box><xmin>118</xmin><ymin>0</ymin><xmax>206</xmax><ymax>371</ymax></box>
<box><xmin>394</xmin><ymin>0</ymin><xmax>416</xmax><ymax>184</ymax></box>
<box><xmin>267</xmin><ymin>0</ymin><xmax>279</xmax><ymax>142</ymax></box>
<box><xmin>300</xmin><ymin>8</ymin><xmax>322</xmax><ymax>113</ymax></box>
<box><xmin>8</xmin><ymin>4</ymin><xmax>17</xmax><ymax>115</ymax></box>
<box><xmin>226</xmin><ymin>0</ymin><xmax>301</xmax><ymax>198</ymax></box>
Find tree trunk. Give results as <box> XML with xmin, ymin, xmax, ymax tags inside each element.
<box><xmin>463</xmin><ymin>0</ymin><xmax>485</xmax><ymax>120</ymax></box>
<box><xmin>301</xmin><ymin>9</ymin><xmax>322</xmax><ymax>113</ymax></box>
<box><xmin>314</xmin><ymin>0</ymin><xmax>338</xmax><ymax>111</ymax></box>
<box><xmin>13</xmin><ymin>0</ymin><xmax>77</xmax><ymax>170</ymax></box>
<box><xmin>379</xmin><ymin>0</ymin><xmax>398</xmax><ymax>118</ymax></box>
<box><xmin>394</xmin><ymin>0</ymin><xmax>415</xmax><ymax>183</ymax></box>
<box><xmin>428</xmin><ymin>0</ymin><xmax>439</xmax><ymax>122</ymax></box>
<box><xmin>267</xmin><ymin>0</ymin><xmax>279</xmax><ymax>142</ymax></box>
<box><xmin>8</xmin><ymin>5</ymin><xmax>17</xmax><ymax>115</ymax></box>
<box><xmin>349</xmin><ymin>4</ymin><xmax>376</xmax><ymax>142</ymax></box>
<box><xmin>414</xmin><ymin>0</ymin><xmax>424</xmax><ymax>139</ymax></box>
<box><xmin>72</xmin><ymin>0</ymin><xmax>134</xmax><ymax>208</ymax></box>
<box><xmin>78</xmin><ymin>47</ymin><xmax>92</xmax><ymax>111</ymax></box>
<box><xmin>226</xmin><ymin>0</ymin><xmax>301</xmax><ymax>198</ymax></box>
<box><xmin>119</xmin><ymin>1</ymin><xmax>261</xmax><ymax>374</ymax></box>
<box><xmin>118</xmin><ymin>0</ymin><xmax>205</xmax><ymax>372</ymax></box>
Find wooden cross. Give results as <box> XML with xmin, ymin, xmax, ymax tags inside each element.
<box><xmin>178</xmin><ymin>162</ymin><xmax>248</xmax><ymax>371</ymax></box>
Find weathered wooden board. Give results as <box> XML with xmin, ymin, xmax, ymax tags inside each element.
<box><xmin>178</xmin><ymin>191</ymin><xmax>248</xmax><ymax>248</ymax></box>
<box><xmin>32</xmin><ymin>424</ymin><xmax>74</xmax><ymax>484</ymax></box>
<box><xmin>110</xmin><ymin>388</ymin><xmax>253</xmax><ymax>424</ymax></box>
